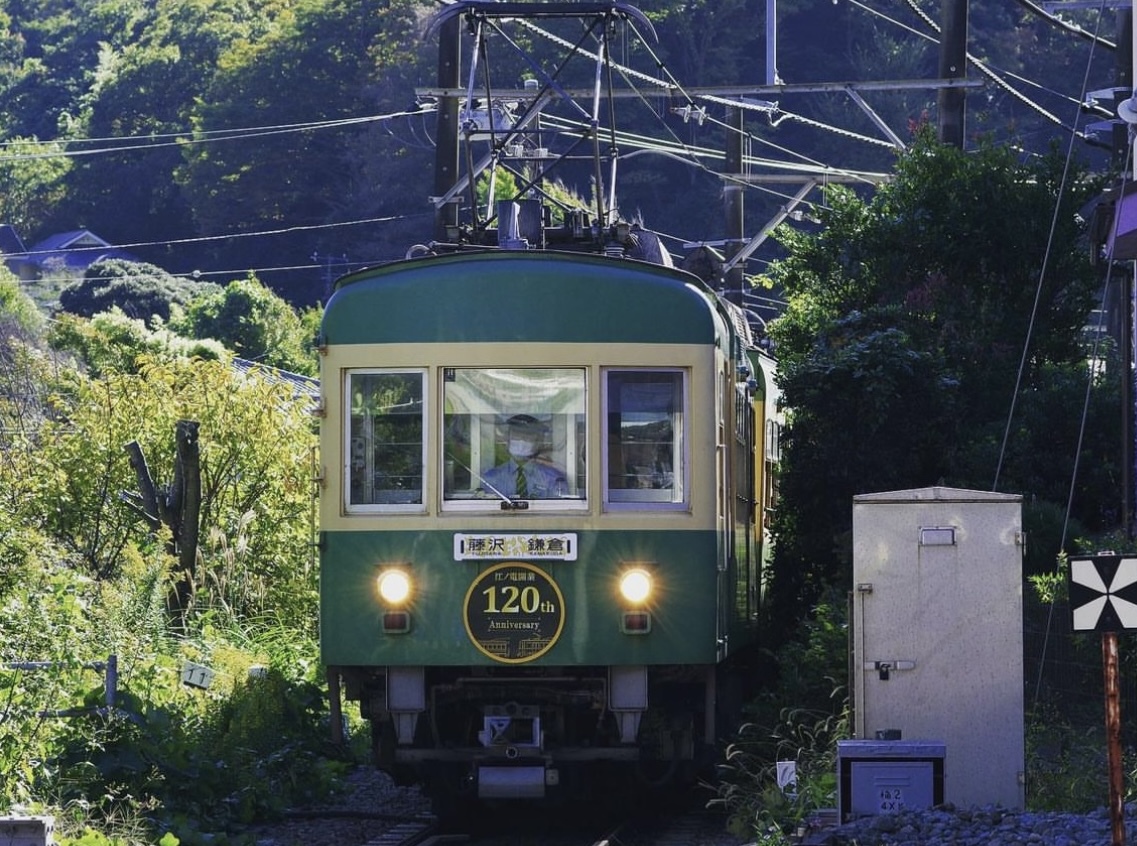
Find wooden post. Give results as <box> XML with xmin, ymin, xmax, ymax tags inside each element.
<box><xmin>123</xmin><ymin>420</ymin><xmax>202</xmax><ymax>627</ymax></box>
<box><xmin>936</xmin><ymin>0</ymin><xmax>968</xmax><ymax>147</ymax></box>
<box><xmin>724</xmin><ymin>104</ymin><xmax>745</xmax><ymax>302</ymax></box>
<box><xmin>433</xmin><ymin>13</ymin><xmax>460</xmax><ymax>241</ymax></box>
<box><xmin>327</xmin><ymin>667</ymin><xmax>344</xmax><ymax>746</ymax></box>
<box><xmin>1104</xmin><ymin>632</ymin><xmax>1126</xmax><ymax>846</ymax></box>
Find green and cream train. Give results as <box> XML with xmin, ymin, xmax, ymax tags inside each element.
<box><xmin>318</xmin><ymin>241</ymin><xmax>780</xmax><ymax>810</ymax></box>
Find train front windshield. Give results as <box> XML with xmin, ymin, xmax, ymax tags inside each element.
<box><xmin>343</xmin><ymin>365</ymin><xmax>688</xmax><ymax>513</ymax></box>
<box><xmin>443</xmin><ymin>367</ymin><xmax>586</xmax><ymax>507</ymax></box>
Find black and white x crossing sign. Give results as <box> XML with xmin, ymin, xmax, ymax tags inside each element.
<box><xmin>1069</xmin><ymin>554</ymin><xmax>1137</xmax><ymax>632</ymax></box>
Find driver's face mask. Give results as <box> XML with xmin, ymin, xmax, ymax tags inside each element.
<box><xmin>508</xmin><ymin>437</ymin><xmax>539</xmax><ymax>459</ymax></box>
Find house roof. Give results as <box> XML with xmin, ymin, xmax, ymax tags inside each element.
<box><xmin>24</xmin><ymin>229</ymin><xmax>140</xmax><ymax>272</ymax></box>
<box><xmin>0</xmin><ymin>224</ymin><xmax>26</xmax><ymax>255</ymax></box>
<box><xmin>232</xmin><ymin>358</ymin><xmax>320</xmax><ymax>412</ymax></box>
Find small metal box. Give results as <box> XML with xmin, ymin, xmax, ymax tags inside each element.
<box><xmin>838</xmin><ymin>740</ymin><xmax>945</xmax><ymax>822</ymax></box>
<box><xmin>0</xmin><ymin>816</ymin><xmax>55</xmax><ymax>846</ymax></box>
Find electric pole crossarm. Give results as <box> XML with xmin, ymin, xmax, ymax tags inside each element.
<box><xmin>721</xmin><ymin>182</ymin><xmax>817</xmax><ymax>275</ymax></box>
<box><xmin>416</xmin><ymin>77</ymin><xmax>985</xmax><ymax>101</ymax></box>
<box><xmin>844</xmin><ymin>86</ymin><xmax>907</xmax><ymax>150</ymax></box>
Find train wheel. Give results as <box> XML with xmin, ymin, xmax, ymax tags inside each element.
<box><xmin>368</xmin><ymin>716</ymin><xmax>395</xmax><ymax>767</ymax></box>
<box><xmin>425</xmin><ymin>763</ymin><xmax>479</xmax><ymax>826</ymax></box>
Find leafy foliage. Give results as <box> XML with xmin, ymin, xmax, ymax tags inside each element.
<box><xmin>762</xmin><ymin>130</ymin><xmax>1108</xmax><ymax>639</ymax></box>
<box><xmin>173</xmin><ymin>0</ymin><xmax>429</xmax><ymax>299</ymax></box>
<box><xmin>2</xmin><ymin>0</ymin><xmax>1109</xmax><ymax>300</ymax></box>
<box><xmin>48</xmin><ymin>310</ymin><xmax>227</xmax><ymax>377</ymax></box>
<box><xmin>0</xmin><ymin>331</ymin><xmax>331</xmax><ymax>842</ymax></box>
<box><xmin>0</xmin><ymin>266</ymin><xmax>45</xmax><ymax>339</ymax></box>
<box><xmin>9</xmin><ymin>352</ymin><xmax>318</xmax><ymax>622</ymax></box>
<box><xmin>170</xmin><ymin>276</ymin><xmax>318</xmax><ymax>376</ymax></box>
<box><xmin>59</xmin><ymin>260</ymin><xmax>220</xmax><ymax>323</ymax></box>
<box><xmin>0</xmin><ymin>136</ymin><xmax>70</xmax><ymax>235</ymax></box>
<box><xmin>710</xmin><ymin>601</ymin><xmax>850</xmax><ymax>842</ymax></box>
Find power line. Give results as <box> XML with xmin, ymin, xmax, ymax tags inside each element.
<box><xmin>0</xmin><ymin>108</ymin><xmax>431</xmax><ymax>161</ymax></box>
<box><xmin>12</xmin><ymin>213</ymin><xmax>428</xmax><ymax>261</ymax></box>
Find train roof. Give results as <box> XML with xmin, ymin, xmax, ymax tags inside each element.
<box><xmin>322</xmin><ymin>250</ymin><xmax>733</xmax><ymax>347</ymax></box>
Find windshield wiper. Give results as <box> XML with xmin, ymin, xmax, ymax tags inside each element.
<box><xmin>446</xmin><ymin>453</ymin><xmax>528</xmax><ymax>509</ymax></box>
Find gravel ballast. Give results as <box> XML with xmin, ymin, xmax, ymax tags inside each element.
<box><xmin>815</xmin><ymin>804</ymin><xmax>1137</xmax><ymax>846</ymax></box>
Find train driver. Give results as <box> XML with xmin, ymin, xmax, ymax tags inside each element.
<box><xmin>480</xmin><ymin>414</ymin><xmax>567</xmax><ymax>499</ymax></box>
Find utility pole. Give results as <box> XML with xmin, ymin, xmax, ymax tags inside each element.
<box><xmin>724</xmin><ymin>105</ymin><xmax>746</xmax><ymax>303</ymax></box>
<box><xmin>312</xmin><ymin>252</ymin><xmax>348</xmax><ymax>300</ymax></box>
<box><xmin>434</xmin><ymin>14</ymin><xmax>460</xmax><ymax>241</ymax></box>
<box><xmin>937</xmin><ymin>0</ymin><xmax>969</xmax><ymax>147</ymax></box>
<box><xmin>1118</xmin><ymin>10</ymin><xmax>1134</xmax><ymax>537</ymax></box>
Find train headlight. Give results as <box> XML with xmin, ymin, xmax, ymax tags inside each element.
<box><xmin>377</xmin><ymin>568</ymin><xmax>412</xmax><ymax>605</ymax></box>
<box><xmin>619</xmin><ymin>569</ymin><xmax>652</xmax><ymax>604</ymax></box>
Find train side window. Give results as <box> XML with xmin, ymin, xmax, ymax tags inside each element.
<box><xmin>441</xmin><ymin>367</ymin><xmax>587</xmax><ymax>510</ymax></box>
<box><xmin>603</xmin><ymin>369</ymin><xmax>686</xmax><ymax>508</ymax></box>
<box><xmin>345</xmin><ymin>370</ymin><xmax>425</xmax><ymax>511</ymax></box>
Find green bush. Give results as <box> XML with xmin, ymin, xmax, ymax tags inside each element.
<box><xmin>0</xmin><ymin>554</ymin><xmax>345</xmax><ymax>844</ymax></box>
<box><xmin>711</xmin><ymin>706</ymin><xmax>847</xmax><ymax>843</ymax></box>
<box><xmin>41</xmin><ymin>625</ymin><xmax>343</xmax><ymax>845</ymax></box>
<box><xmin>711</xmin><ymin>599</ymin><xmax>850</xmax><ymax>842</ymax></box>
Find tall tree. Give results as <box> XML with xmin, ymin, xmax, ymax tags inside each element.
<box><xmin>58</xmin><ymin>0</ymin><xmax>287</xmax><ymax>256</ymax></box>
<box><xmin>0</xmin><ymin>136</ymin><xmax>70</xmax><ymax>236</ymax></box>
<box><xmin>175</xmin><ymin>0</ymin><xmax>427</xmax><ymax>302</ymax></box>
<box><xmin>761</xmin><ymin>129</ymin><xmax>1108</xmax><ymax>637</ymax></box>
<box><xmin>58</xmin><ymin>257</ymin><xmax>218</xmax><ymax>321</ymax></box>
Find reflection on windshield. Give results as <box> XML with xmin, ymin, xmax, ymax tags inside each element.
<box><xmin>347</xmin><ymin>371</ymin><xmax>424</xmax><ymax>506</ymax></box>
<box><xmin>606</xmin><ymin>370</ymin><xmax>684</xmax><ymax>504</ymax></box>
<box><xmin>443</xmin><ymin>368</ymin><xmax>586</xmax><ymax>504</ymax></box>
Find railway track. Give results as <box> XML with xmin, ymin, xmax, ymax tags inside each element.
<box><xmin>361</xmin><ymin>819</ymin><xmax>447</xmax><ymax>845</ymax></box>
<box><xmin>243</xmin><ymin>765</ymin><xmax>748</xmax><ymax>846</ymax></box>
<box><xmin>421</xmin><ymin>802</ymin><xmax>747</xmax><ymax>846</ymax></box>
<box><xmin>255</xmin><ymin>804</ymin><xmax>747</xmax><ymax>846</ymax></box>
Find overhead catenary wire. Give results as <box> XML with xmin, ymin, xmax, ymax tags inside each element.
<box><xmin>850</xmin><ymin>0</ymin><xmax>1106</xmax><ymax>118</ymax></box>
<box><xmin>485</xmin><ymin>0</ymin><xmax>911</xmax><ymax>156</ymax></box>
<box><xmin>501</xmin><ymin>0</ymin><xmax>1094</xmax><ymax>164</ymax></box>
<box><xmin>991</xmin><ymin>0</ymin><xmax>1110</xmax><ymax>495</ymax></box>
<box><xmin>894</xmin><ymin>0</ymin><xmax>1089</xmax><ymax>135</ymax></box>
<box><xmin>12</xmin><ymin>213</ymin><xmax>423</xmax><ymax>257</ymax></box>
<box><xmin>1010</xmin><ymin>0</ymin><xmax>1117</xmax><ymax>49</ymax></box>
<box><xmin>536</xmin><ymin>113</ymin><xmax>890</xmax><ymax>183</ymax></box>
<box><xmin>439</xmin><ymin>0</ymin><xmax>894</xmax><ymax>237</ymax></box>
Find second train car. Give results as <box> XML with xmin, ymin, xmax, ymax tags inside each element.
<box><xmin>319</xmin><ymin>242</ymin><xmax>779</xmax><ymax>811</ymax></box>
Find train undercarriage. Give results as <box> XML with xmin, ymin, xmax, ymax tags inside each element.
<box><xmin>330</xmin><ymin>663</ymin><xmax>734</xmax><ymax>811</ymax></box>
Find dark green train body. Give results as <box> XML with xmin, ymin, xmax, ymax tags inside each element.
<box><xmin>319</xmin><ymin>249</ymin><xmax>779</xmax><ymax>810</ymax></box>
<box><xmin>322</xmin><ymin>529</ymin><xmax>722</xmax><ymax>666</ymax></box>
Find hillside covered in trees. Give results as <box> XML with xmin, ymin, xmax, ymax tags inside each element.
<box><xmin>0</xmin><ymin>0</ymin><xmax>1123</xmax><ymax>306</ymax></box>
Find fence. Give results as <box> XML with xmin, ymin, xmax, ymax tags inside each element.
<box><xmin>2</xmin><ymin>654</ymin><xmax>117</xmax><ymax>717</ymax></box>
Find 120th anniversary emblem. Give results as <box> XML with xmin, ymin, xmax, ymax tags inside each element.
<box><xmin>463</xmin><ymin>562</ymin><xmax>565</xmax><ymax>663</ymax></box>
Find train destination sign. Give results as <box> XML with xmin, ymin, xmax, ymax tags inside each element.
<box><xmin>454</xmin><ymin>533</ymin><xmax>577</xmax><ymax>561</ymax></box>
<box><xmin>464</xmin><ymin>562</ymin><xmax>566</xmax><ymax>663</ymax></box>
<box><xmin>1069</xmin><ymin>554</ymin><xmax>1137</xmax><ymax>632</ymax></box>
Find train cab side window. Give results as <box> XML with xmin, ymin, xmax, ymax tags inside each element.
<box><xmin>604</xmin><ymin>369</ymin><xmax>686</xmax><ymax>507</ymax></box>
<box><xmin>441</xmin><ymin>367</ymin><xmax>587</xmax><ymax>510</ymax></box>
<box><xmin>345</xmin><ymin>370</ymin><xmax>425</xmax><ymax>510</ymax></box>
